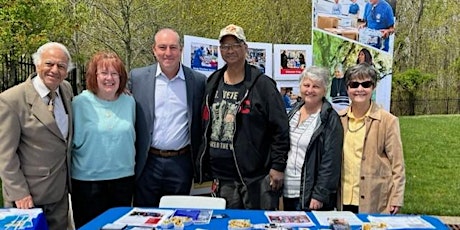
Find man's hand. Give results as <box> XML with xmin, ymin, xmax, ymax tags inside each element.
<box><xmin>390</xmin><ymin>206</ymin><xmax>400</xmax><ymax>215</ymax></box>
<box><xmin>269</xmin><ymin>169</ymin><xmax>284</xmax><ymax>191</ymax></box>
<box><xmin>309</xmin><ymin>198</ymin><xmax>323</xmax><ymax>210</ymax></box>
<box><xmin>381</xmin><ymin>27</ymin><xmax>394</xmax><ymax>39</ymax></box>
<box><xmin>381</xmin><ymin>29</ymin><xmax>390</xmax><ymax>38</ymax></box>
<box><xmin>15</xmin><ymin>195</ymin><xmax>34</xmax><ymax>209</ymax></box>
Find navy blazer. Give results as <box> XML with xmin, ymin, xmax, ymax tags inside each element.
<box><xmin>129</xmin><ymin>64</ymin><xmax>206</xmax><ymax>179</ymax></box>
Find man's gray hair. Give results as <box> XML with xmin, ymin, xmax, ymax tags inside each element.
<box><xmin>32</xmin><ymin>42</ymin><xmax>75</xmax><ymax>73</ymax></box>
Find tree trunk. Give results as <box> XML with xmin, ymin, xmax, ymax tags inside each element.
<box><xmin>408</xmin><ymin>91</ymin><xmax>416</xmax><ymax>115</ymax></box>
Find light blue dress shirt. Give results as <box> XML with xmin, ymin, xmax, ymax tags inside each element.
<box><xmin>151</xmin><ymin>64</ymin><xmax>190</xmax><ymax>150</ymax></box>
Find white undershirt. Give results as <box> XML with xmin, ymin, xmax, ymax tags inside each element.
<box><xmin>284</xmin><ymin>110</ymin><xmax>320</xmax><ymax>198</ymax></box>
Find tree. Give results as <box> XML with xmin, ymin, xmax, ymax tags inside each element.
<box><xmin>0</xmin><ymin>0</ymin><xmax>73</xmax><ymax>88</ymax></box>
<box><xmin>145</xmin><ymin>0</ymin><xmax>311</xmax><ymax>44</ymax></box>
<box><xmin>451</xmin><ymin>57</ymin><xmax>460</xmax><ymax>111</ymax></box>
<box><xmin>0</xmin><ymin>0</ymin><xmax>73</xmax><ymax>57</ymax></box>
<box><xmin>393</xmin><ymin>69</ymin><xmax>435</xmax><ymax>115</ymax></box>
<box><xmin>79</xmin><ymin>0</ymin><xmax>159</xmax><ymax>71</ymax></box>
<box><xmin>393</xmin><ymin>0</ymin><xmax>460</xmax><ymax>112</ymax></box>
<box><xmin>76</xmin><ymin>0</ymin><xmax>311</xmax><ymax>72</ymax></box>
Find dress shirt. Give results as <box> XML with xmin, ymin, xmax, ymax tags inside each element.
<box><xmin>33</xmin><ymin>76</ymin><xmax>69</xmax><ymax>138</ymax></box>
<box><xmin>151</xmin><ymin>64</ymin><xmax>189</xmax><ymax>150</ymax></box>
<box><xmin>342</xmin><ymin>105</ymin><xmax>371</xmax><ymax>206</ymax></box>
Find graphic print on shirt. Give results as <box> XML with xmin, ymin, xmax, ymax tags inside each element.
<box><xmin>210</xmin><ymin>87</ymin><xmax>241</xmax><ymax>150</ymax></box>
<box><xmin>208</xmin><ymin>80</ymin><xmax>246</xmax><ymax>180</ymax></box>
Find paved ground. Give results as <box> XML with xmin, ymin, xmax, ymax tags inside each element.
<box><xmin>438</xmin><ymin>216</ymin><xmax>460</xmax><ymax>224</ymax></box>
<box><xmin>437</xmin><ymin>216</ymin><xmax>460</xmax><ymax>229</ymax></box>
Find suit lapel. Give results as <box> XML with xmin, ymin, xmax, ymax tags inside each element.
<box><xmin>25</xmin><ymin>77</ymin><xmax>63</xmax><ymax>139</ymax></box>
<box><xmin>148</xmin><ymin>65</ymin><xmax>157</xmax><ymax>131</ymax></box>
<box><xmin>183</xmin><ymin>66</ymin><xmax>194</xmax><ymax>126</ymax></box>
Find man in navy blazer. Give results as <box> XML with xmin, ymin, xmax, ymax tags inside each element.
<box><xmin>129</xmin><ymin>28</ymin><xmax>206</xmax><ymax>207</ymax></box>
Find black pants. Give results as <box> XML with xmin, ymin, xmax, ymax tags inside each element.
<box><xmin>134</xmin><ymin>153</ymin><xmax>193</xmax><ymax>207</ymax></box>
<box><xmin>71</xmin><ymin>176</ymin><xmax>134</xmax><ymax>228</ymax></box>
<box><xmin>218</xmin><ymin>175</ymin><xmax>280</xmax><ymax>210</ymax></box>
<box><xmin>283</xmin><ymin>196</ymin><xmax>336</xmax><ymax>211</ymax></box>
<box><xmin>343</xmin><ymin>204</ymin><xmax>359</xmax><ymax>213</ymax></box>
<box><xmin>283</xmin><ymin>197</ymin><xmax>301</xmax><ymax>211</ymax></box>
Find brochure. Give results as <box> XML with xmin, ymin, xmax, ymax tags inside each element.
<box><xmin>367</xmin><ymin>215</ymin><xmax>436</xmax><ymax>229</ymax></box>
<box><xmin>311</xmin><ymin>210</ymin><xmax>363</xmax><ymax>226</ymax></box>
<box><xmin>173</xmin><ymin>209</ymin><xmax>213</xmax><ymax>224</ymax></box>
<box><xmin>264</xmin><ymin>211</ymin><xmax>314</xmax><ymax>227</ymax></box>
<box><xmin>113</xmin><ymin>208</ymin><xmax>174</xmax><ymax>228</ymax></box>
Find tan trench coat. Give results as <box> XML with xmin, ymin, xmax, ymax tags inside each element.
<box><xmin>338</xmin><ymin>103</ymin><xmax>405</xmax><ymax>213</ymax></box>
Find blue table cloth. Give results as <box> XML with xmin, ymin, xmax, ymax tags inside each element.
<box><xmin>79</xmin><ymin>207</ymin><xmax>448</xmax><ymax>230</ymax></box>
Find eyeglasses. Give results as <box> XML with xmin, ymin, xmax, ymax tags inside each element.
<box><xmin>220</xmin><ymin>43</ymin><xmax>242</xmax><ymax>51</ymax></box>
<box><xmin>97</xmin><ymin>72</ymin><xmax>120</xmax><ymax>78</ymax></box>
<box><xmin>348</xmin><ymin>81</ymin><xmax>373</xmax><ymax>88</ymax></box>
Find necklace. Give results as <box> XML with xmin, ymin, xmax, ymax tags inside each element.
<box><xmin>347</xmin><ymin>119</ymin><xmax>365</xmax><ymax>133</ymax></box>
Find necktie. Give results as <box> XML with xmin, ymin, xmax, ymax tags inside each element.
<box><xmin>48</xmin><ymin>90</ymin><xmax>56</xmax><ymax>116</ymax></box>
<box><xmin>49</xmin><ymin>90</ymin><xmax>69</xmax><ymax>138</ymax></box>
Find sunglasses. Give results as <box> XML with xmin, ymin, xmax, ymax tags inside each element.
<box><xmin>348</xmin><ymin>81</ymin><xmax>373</xmax><ymax>88</ymax></box>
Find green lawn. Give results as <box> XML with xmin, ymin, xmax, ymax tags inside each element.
<box><xmin>399</xmin><ymin>115</ymin><xmax>460</xmax><ymax>216</ymax></box>
<box><xmin>1</xmin><ymin>115</ymin><xmax>460</xmax><ymax>216</ymax></box>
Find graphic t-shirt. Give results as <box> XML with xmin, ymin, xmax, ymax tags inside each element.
<box><xmin>209</xmin><ymin>79</ymin><xmax>246</xmax><ymax>180</ymax></box>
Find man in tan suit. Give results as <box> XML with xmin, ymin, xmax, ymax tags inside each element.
<box><xmin>0</xmin><ymin>42</ymin><xmax>74</xmax><ymax>230</ymax></box>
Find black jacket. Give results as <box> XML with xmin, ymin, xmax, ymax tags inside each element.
<box><xmin>287</xmin><ymin>99</ymin><xmax>343</xmax><ymax>210</ymax></box>
<box><xmin>197</xmin><ymin>62</ymin><xmax>290</xmax><ymax>185</ymax></box>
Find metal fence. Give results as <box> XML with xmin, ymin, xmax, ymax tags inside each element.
<box><xmin>391</xmin><ymin>99</ymin><xmax>460</xmax><ymax>116</ymax></box>
<box><xmin>0</xmin><ymin>55</ymin><xmax>83</xmax><ymax>95</ymax></box>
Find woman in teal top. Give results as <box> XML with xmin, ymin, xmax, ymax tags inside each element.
<box><xmin>71</xmin><ymin>51</ymin><xmax>135</xmax><ymax>228</ymax></box>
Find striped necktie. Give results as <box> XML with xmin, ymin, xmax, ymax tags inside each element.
<box><xmin>48</xmin><ymin>90</ymin><xmax>56</xmax><ymax>116</ymax></box>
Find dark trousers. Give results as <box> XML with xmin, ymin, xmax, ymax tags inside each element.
<box><xmin>71</xmin><ymin>176</ymin><xmax>134</xmax><ymax>228</ymax></box>
<box><xmin>134</xmin><ymin>153</ymin><xmax>193</xmax><ymax>207</ymax></box>
<box><xmin>36</xmin><ymin>193</ymin><xmax>69</xmax><ymax>230</ymax></box>
<box><xmin>283</xmin><ymin>197</ymin><xmax>301</xmax><ymax>211</ymax></box>
<box><xmin>283</xmin><ymin>196</ymin><xmax>336</xmax><ymax>211</ymax></box>
<box><xmin>218</xmin><ymin>175</ymin><xmax>279</xmax><ymax>210</ymax></box>
<box><xmin>343</xmin><ymin>204</ymin><xmax>359</xmax><ymax>213</ymax></box>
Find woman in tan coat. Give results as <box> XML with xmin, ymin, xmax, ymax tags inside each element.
<box><xmin>338</xmin><ymin>63</ymin><xmax>405</xmax><ymax>214</ymax></box>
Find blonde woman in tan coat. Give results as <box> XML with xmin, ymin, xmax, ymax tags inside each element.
<box><xmin>338</xmin><ymin>63</ymin><xmax>405</xmax><ymax>214</ymax></box>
